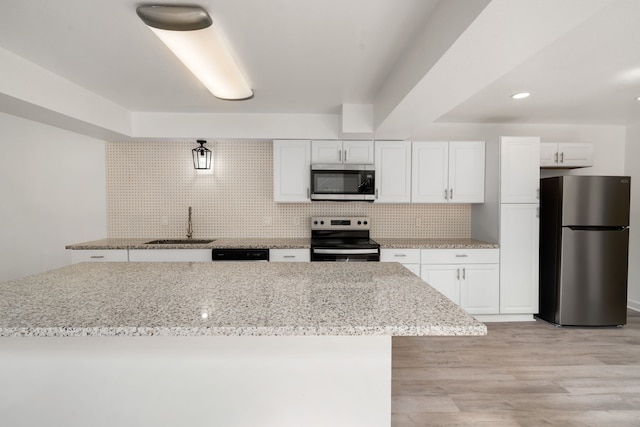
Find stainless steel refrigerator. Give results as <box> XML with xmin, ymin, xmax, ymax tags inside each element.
<box><xmin>538</xmin><ymin>175</ymin><xmax>630</xmax><ymax>326</ymax></box>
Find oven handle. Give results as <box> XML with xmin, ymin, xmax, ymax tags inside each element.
<box><xmin>313</xmin><ymin>248</ymin><xmax>379</xmax><ymax>255</ymax></box>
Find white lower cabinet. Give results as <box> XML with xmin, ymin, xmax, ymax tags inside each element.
<box><xmin>420</xmin><ymin>249</ymin><xmax>500</xmax><ymax>315</ymax></box>
<box><xmin>380</xmin><ymin>249</ymin><xmax>420</xmax><ymax>276</ymax></box>
<box><xmin>70</xmin><ymin>249</ymin><xmax>129</xmax><ymax>263</ymax></box>
<box><xmin>128</xmin><ymin>249</ymin><xmax>212</xmax><ymax>262</ymax></box>
<box><xmin>269</xmin><ymin>249</ymin><xmax>310</xmax><ymax>262</ymax></box>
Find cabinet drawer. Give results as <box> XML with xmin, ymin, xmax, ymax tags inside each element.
<box><xmin>380</xmin><ymin>249</ymin><xmax>420</xmax><ymax>264</ymax></box>
<box><xmin>421</xmin><ymin>249</ymin><xmax>499</xmax><ymax>264</ymax></box>
<box><xmin>270</xmin><ymin>249</ymin><xmax>310</xmax><ymax>262</ymax></box>
<box><xmin>128</xmin><ymin>249</ymin><xmax>212</xmax><ymax>262</ymax></box>
<box><xmin>70</xmin><ymin>249</ymin><xmax>128</xmax><ymax>263</ymax></box>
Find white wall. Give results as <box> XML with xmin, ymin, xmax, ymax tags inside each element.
<box><xmin>625</xmin><ymin>123</ymin><xmax>640</xmax><ymax>311</ymax></box>
<box><xmin>0</xmin><ymin>113</ymin><xmax>107</xmax><ymax>283</ymax></box>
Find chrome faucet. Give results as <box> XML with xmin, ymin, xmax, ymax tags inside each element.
<box><xmin>186</xmin><ymin>206</ymin><xmax>193</xmax><ymax>239</ymax></box>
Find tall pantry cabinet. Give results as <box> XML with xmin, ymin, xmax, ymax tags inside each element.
<box><xmin>499</xmin><ymin>137</ymin><xmax>540</xmax><ymax>317</ymax></box>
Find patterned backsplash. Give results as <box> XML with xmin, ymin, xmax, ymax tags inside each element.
<box><xmin>106</xmin><ymin>140</ymin><xmax>471</xmax><ymax>238</ymax></box>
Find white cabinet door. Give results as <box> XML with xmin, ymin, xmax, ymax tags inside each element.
<box><xmin>311</xmin><ymin>140</ymin><xmax>374</xmax><ymax>164</ymax></box>
<box><xmin>343</xmin><ymin>140</ymin><xmax>374</xmax><ymax>164</ymax></box>
<box><xmin>411</xmin><ymin>141</ymin><xmax>485</xmax><ymax>203</ymax></box>
<box><xmin>540</xmin><ymin>142</ymin><xmax>594</xmax><ymax>168</ymax></box>
<box><xmin>448</xmin><ymin>141</ymin><xmax>485</xmax><ymax>203</ymax></box>
<box><xmin>461</xmin><ymin>264</ymin><xmax>500</xmax><ymax>314</ymax></box>
<box><xmin>500</xmin><ymin>137</ymin><xmax>540</xmax><ymax>203</ymax></box>
<box><xmin>70</xmin><ymin>249</ymin><xmax>128</xmax><ymax>263</ymax></box>
<box><xmin>500</xmin><ymin>203</ymin><xmax>539</xmax><ymax>314</ymax></box>
<box><xmin>311</xmin><ymin>140</ymin><xmax>342</xmax><ymax>164</ymax></box>
<box><xmin>269</xmin><ymin>249</ymin><xmax>310</xmax><ymax>262</ymax></box>
<box><xmin>558</xmin><ymin>142</ymin><xmax>593</xmax><ymax>167</ymax></box>
<box><xmin>421</xmin><ymin>265</ymin><xmax>460</xmax><ymax>304</ymax></box>
<box><xmin>540</xmin><ymin>142</ymin><xmax>559</xmax><ymax>167</ymax></box>
<box><xmin>402</xmin><ymin>264</ymin><xmax>421</xmax><ymax>276</ymax></box>
<box><xmin>273</xmin><ymin>140</ymin><xmax>311</xmax><ymax>202</ymax></box>
<box><xmin>411</xmin><ymin>141</ymin><xmax>448</xmax><ymax>203</ymax></box>
<box><xmin>374</xmin><ymin>141</ymin><xmax>411</xmax><ymax>203</ymax></box>
<box><xmin>128</xmin><ymin>249</ymin><xmax>212</xmax><ymax>262</ymax></box>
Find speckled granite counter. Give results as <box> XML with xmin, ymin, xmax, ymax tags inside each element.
<box><xmin>66</xmin><ymin>237</ymin><xmax>310</xmax><ymax>250</ymax></box>
<box><xmin>0</xmin><ymin>262</ymin><xmax>485</xmax><ymax>337</ymax></box>
<box><xmin>66</xmin><ymin>237</ymin><xmax>496</xmax><ymax>250</ymax></box>
<box><xmin>375</xmin><ymin>238</ymin><xmax>498</xmax><ymax>249</ymax></box>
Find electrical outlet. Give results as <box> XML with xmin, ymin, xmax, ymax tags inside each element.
<box><xmin>415</xmin><ymin>217</ymin><xmax>422</xmax><ymax>227</ymax></box>
<box><xmin>293</xmin><ymin>217</ymin><xmax>301</xmax><ymax>226</ymax></box>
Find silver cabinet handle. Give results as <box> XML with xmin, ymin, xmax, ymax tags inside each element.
<box><xmin>283</xmin><ymin>255</ymin><xmax>296</xmax><ymax>259</ymax></box>
<box><xmin>560</xmin><ymin>152</ymin><xmax>564</xmax><ymax>163</ymax></box>
<box><xmin>338</xmin><ymin>150</ymin><xmax>342</xmax><ymax>162</ymax></box>
<box><xmin>375</xmin><ymin>188</ymin><xmax>379</xmax><ymax>199</ymax></box>
<box><xmin>457</xmin><ymin>268</ymin><xmax>460</xmax><ymax>280</ymax></box>
<box><xmin>90</xmin><ymin>255</ymin><xmax>105</xmax><ymax>259</ymax></box>
<box><xmin>455</xmin><ymin>254</ymin><xmax>468</xmax><ymax>258</ymax></box>
<box><xmin>536</xmin><ymin>207</ymin><xmax>540</xmax><ymax>218</ymax></box>
<box><xmin>554</xmin><ymin>152</ymin><xmax>558</xmax><ymax>163</ymax></box>
<box><xmin>394</xmin><ymin>254</ymin><xmax>407</xmax><ymax>257</ymax></box>
<box><xmin>449</xmin><ymin>188</ymin><xmax>453</xmax><ymax>200</ymax></box>
<box><xmin>344</xmin><ymin>149</ymin><xmax>347</xmax><ymax>163</ymax></box>
<box><xmin>306</xmin><ymin>188</ymin><xmax>310</xmax><ymax>199</ymax></box>
<box><xmin>444</xmin><ymin>189</ymin><xmax>448</xmax><ymax>200</ymax></box>
<box><xmin>462</xmin><ymin>268</ymin><xmax>466</xmax><ymax>280</ymax></box>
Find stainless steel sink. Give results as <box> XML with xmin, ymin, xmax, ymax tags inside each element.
<box><xmin>144</xmin><ymin>239</ymin><xmax>215</xmax><ymax>244</ymax></box>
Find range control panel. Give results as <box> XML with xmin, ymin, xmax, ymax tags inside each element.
<box><xmin>311</xmin><ymin>216</ymin><xmax>370</xmax><ymax>231</ymax></box>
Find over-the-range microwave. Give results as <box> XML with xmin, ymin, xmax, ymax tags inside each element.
<box><xmin>310</xmin><ymin>164</ymin><xmax>375</xmax><ymax>201</ymax></box>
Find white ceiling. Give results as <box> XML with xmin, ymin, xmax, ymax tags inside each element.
<box><xmin>1</xmin><ymin>0</ymin><xmax>639</xmax><ymax>139</ymax></box>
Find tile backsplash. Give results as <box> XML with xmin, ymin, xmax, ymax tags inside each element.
<box><xmin>106</xmin><ymin>140</ymin><xmax>471</xmax><ymax>238</ymax></box>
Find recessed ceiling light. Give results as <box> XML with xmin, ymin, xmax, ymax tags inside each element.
<box><xmin>511</xmin><ymin>92</ymin><xmax>530</xmax><ymax>100</ymax></box>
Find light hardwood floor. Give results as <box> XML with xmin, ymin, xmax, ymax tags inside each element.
<box><xmin>392</xmin><ymin>310</ymin><xmax>640</xmax><ymax>426</ymax></box>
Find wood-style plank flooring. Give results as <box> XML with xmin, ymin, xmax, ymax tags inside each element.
<box><xmin>392</xmin><ymin>310</ymin><xmax>640</xmax><ymax>426</ymax></box>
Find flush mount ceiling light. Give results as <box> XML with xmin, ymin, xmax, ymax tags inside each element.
<box><xmin>511</xmin><ymin>92</ymin><xmax>531</xmax><ymax>100</ymax></box>
<box><xmin>136</xmin><ymin>5</ymin><xmax>253</xmax><ymax>100</ymax></box>
<box><xmin>192</xmin><ymin>140</ymin><xmax>212</xmax><ymax>170</ymax></box>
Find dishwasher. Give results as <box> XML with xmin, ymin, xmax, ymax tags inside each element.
<box><xmin>211</xmin><ymin>248</ymin><xmax>270</xmax><ymax>261</ymax></box>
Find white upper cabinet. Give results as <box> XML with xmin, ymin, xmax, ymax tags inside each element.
<box><xmin>374</xmin><ymin>140</ymin><xmax>412</xmax><ymax>203</ymax></box>
<box><xmin>500</xmin><ymin>137</ymin><xmax>540</xmax><ymax>203</ymax></box>
<box><xmin>273</xmin><ymin>140</ymin><xmax>311</xmax><ymax>203</ymax></box>
<box><xmin>540</xmin><ymin>142</ymin><xmax>593</xmax><ymax>168</ymax></box>
<box><xmin>412</xmin><ymin>141</ymin><xmax>485</xmax><ymax>203</ymax></box>
<box><xmin>311</xmin><ymin>140</ymin><xmax>374</xmax><ymax>164</ymax></box>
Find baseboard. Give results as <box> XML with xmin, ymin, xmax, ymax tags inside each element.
<box><xmin>628</xmin><ymin>299</ymin><xmax>640</xmax><ymax>312</ymax></box>
<box><xmin>473</xmin><ymin>314</ymin><xmax>535</xmax><ymax>323</ymax></box>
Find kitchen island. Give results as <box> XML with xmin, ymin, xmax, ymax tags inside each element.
<box><xmin>0</xmin><ymin>262</ymin><xmax>485</xmax><ymax>426</ymax></box>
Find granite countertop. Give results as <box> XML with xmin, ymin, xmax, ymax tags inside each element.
<box><xmin>66</xmin><ymin>237</ymin><xmax>497</xmax><ymax>250</ymax></box>
<box><xmin>375</xmin><ymin>238</ymin><xmax>499</xmax><ymax>249</ymax></box>
<box><xmin>66</xmin><ymin>237</ymin><xmax>311</xmax><ymax>250</ymax></box>
<box><xmin>0</xmin><ymin>262</ymin><xmax>486</xmax><ymax>338</ymax></box>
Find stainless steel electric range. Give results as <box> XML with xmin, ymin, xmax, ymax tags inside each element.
<box><xmin>310</xmin><ymin>216</ymin><xmax>380</xmax><ymax>262</ymax></box>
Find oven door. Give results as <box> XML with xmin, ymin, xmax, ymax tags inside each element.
<box><xmin>311</xmin><ymin>248</ymin><xmax>380</xmax><ymax>262</ymax></box>
<box><xmin>310</xmin><ymin>165</ymin><xmax>375</xmax><ymax>201</ymax></box>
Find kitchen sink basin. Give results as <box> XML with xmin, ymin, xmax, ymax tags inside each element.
<box><xmin>144</xmin><ymin>239</ymin><xmax>215</xmax><ymax>245</ymax></box>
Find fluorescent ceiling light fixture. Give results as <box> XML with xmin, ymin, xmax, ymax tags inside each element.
<box><xmin>137</xmin><ymin>5</ymin><xmax>253</xmax><ymax>100</ymax></box>
<box><xmin>511</xmin><ymin>92</ymin><xmax>530</xmax><ymax>100</ymax></box>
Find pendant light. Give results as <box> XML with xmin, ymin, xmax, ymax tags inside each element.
<box><xmin>137</xmin><ymin>5</ymin><xmax>253</xmax><ymax>100</ymax></box>
<box><xmin>192</xmin><ymin>140</ymin><xmax>212</xmax><ymax>170</ymax></box>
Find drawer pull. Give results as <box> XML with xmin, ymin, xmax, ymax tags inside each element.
<box><xmin>283</xmin><ymin>255</ymin><xmax>296</xmax><ymax>259</ymax></box>
<box><xmin>394</xmin><ymin>254</ymin><xmax>407</xmax><ymax>257</ymax></box>
<box><xmin>90</xmin><ymin>256</ymin><xmax>105</xmax><ymax>259</ymax></box>
<box><xmin>455</xmin><ymin>254</ymin><xmax>468</xmax><ymax>258</ymax></box>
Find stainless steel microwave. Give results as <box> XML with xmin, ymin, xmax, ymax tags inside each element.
<box><xmin>310</xmin><ymin>164</ymin><xmax>375</xmax><ymax>201</ymax></box>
